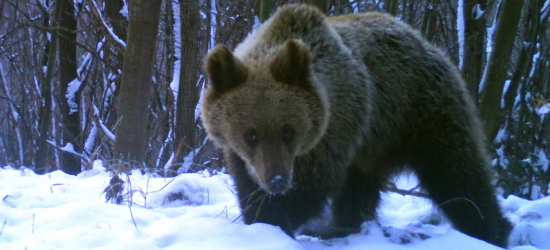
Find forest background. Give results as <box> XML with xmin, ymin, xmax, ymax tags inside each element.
<box><xmin>0</xmin><ymin>0</ymin><xmax>548</xmax><ymax>200</ymax></box>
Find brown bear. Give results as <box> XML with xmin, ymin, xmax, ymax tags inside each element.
<box><xmin>200</xmin><ymin>4</ymin><xmax>512</xmax><ymax>248</ymax></box>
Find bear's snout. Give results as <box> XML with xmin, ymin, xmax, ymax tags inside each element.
<box><xmin>267</xmin><ymin>175</ymin><xmax>290</xmax><ymax>193</ymax></box>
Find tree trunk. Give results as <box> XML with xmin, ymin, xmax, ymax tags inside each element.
<box><xmin>105</xmin><ymin>0</ymin><xmax>128</xmax><ymax>41</ymax></box>
<box><xmin>36</xmin><ymin>0</ymin><xmax>62</xmax><ymax>174</ymax></box>
<box><xmin>462</xmin><ymin>0</ymin><xmax>487</xmax><ymax>103</ymax></box>
<box><xmin>170</xmin><ymin>0</ymin><xmax>201</xmax><ymax>176</ymax></box>
<box><xmin>308</xmin><ymin>0</ymin><xmax>328</xmax><ymax>13</ymax></box>
<box><xmin>58</xmin><ymin>0</ymin><xmax>81</xmax><ymax>175</ymax></box>
<box><xmin>479</xmin><ymin>0</ymin><xmax>524</xmax><ymax>141</ymax></box>
<box><xmin>405</xmin><ymin>0</ymin><xmax>415</xmax><ymax>25</ymax></box>
<box><xmin>103</xmin><ymin>0</ymin><xmax>128</xmax><ymax>129</ymax></box>
<box><xmin>158</xmin><ymin>0</ymin><xmax>175</xmax><ymax>170</ymax></box>
<box><xmin>388</xmin><ymin>0</ymin><xmax>399</xmax><ymax>16</ymax></box>
<box><xmin>113</xmin><ymin>0</ymin><xmax>162</xmax><ymax>169</ymax></box>
<box><xmin>260</xmin><ymin>0</ymin><xmax>272</xmax><ymax>23</ymax></box>
<box><xmin>421</xmin><ymin>0</ymin><xmax>439</xmax><ymax>41</ymax></box>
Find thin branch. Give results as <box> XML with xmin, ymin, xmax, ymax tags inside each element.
<box><xmin>386</xmin><ymin>183</ymin><xmax>431</xmax><ymax>198</ymax></box>
<box><xmin>46</xmin><ymin>140</ymin><xmax>90</xmax><ymax>162</ymax></box>
<box><xmin>87</xmin><ymin>0</ymin><xmax>126</xmax><ymax>52</ymax></box>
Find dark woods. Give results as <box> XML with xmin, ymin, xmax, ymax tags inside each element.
<box><xmin>0</xmin><ymin>0</ymin><xmax>548</xmax><ymax>199</ymax></box>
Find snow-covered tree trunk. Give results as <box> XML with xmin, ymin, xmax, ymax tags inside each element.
<box><xmin>58</xmin><ymin>0</ymin><xmax>82</xmax><ymax>175</ymax></box>
<box><xmin>0</xmin><ymin>61</ymin><xmax>23</xmax><ymax>167</ymax></box>
<box><xmin>36</xmin><ymin>0</ymin><xmax>62</xmax><ymax>174</ymax></box>
<box><xmin>171</xmin><ymin>0</ymin><xmax>201</xmax><ymax>176</ymax></box>
<box><xmin>461</xmin><ymin>0</ymin><xmax>487</xmax><ymax>103</ymax></box>
<box><xmin>479</xmin><ymin>0</ymin><xmax>524</xmax><ymax>141</ymax></box>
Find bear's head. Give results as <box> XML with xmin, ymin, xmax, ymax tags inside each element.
<box><xmin>201</xmin><ymin>39</ymin><xmax>329</xmax><ymax>194</ymax></box>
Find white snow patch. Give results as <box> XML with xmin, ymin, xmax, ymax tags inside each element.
<box><xmin>60</xmin><ymin>143</ymin><xmax>76</xmax><ymax>154</ymax></box>
<box><xmin>473</xmin><ymin>4</ymin><xmax>484</xmax><ymax>19</ymax></box>
<box><xmin>99</xmin><ymin>122</ymin><xmax>115</xmax><ymax>141</ymax></box>
<box><xmin>119</xmin><ymin>0</ymin><xmax>128</xmax><ymax>18</ymax></box>
<box><xmin>170</xmin><ymin>0</ymin><xmax>182</xmax><ymax>97</ymax></box>
<box><xmin>66</xmin><ymin>78</ymin><xmax>81</xmax><ymax>114</ymax></box>
<box><xmin>457</xmin><ymin>0</ymin><xmax>465</xmax><ymax>70</ymax></box>
<box><xmin>501</xmin><ymin>80</ymin><xmax>511</xmax><ymax>108</ymax></box>
<box><xmin>535</xmin><ymin>149</ymin><xmax>549</xmax><ymax>171</ymax></box>
<box><xmin>496</xmin><ymin>144</ymin><xmax>509</xmax><ymax>168</ymax></box>
<box><xmin>90</xmin><ymin>0</ymin><xmax>126</xmax><ymax>48</ymax></box>
<box><xmin>84</xmin><ymin>123</ymin><xmax>98</xmax><ymax>154</ymax></box>
<box><xmin>536</xmin><ymin>103</ymin><xmax>550</xmax><ymax>116</ymax></box>
<box><xmin>502</xmin><ymin>195</ymin><xmax>550</xmax><ymax>249</ymax></box>
<box><xmin>479</xmin><ymin>1</ymin><xmax>500</xmax><ymax>93</ymax></box>
<box><xmin>529</xmin><ymin>44</ymin><xmax>541</xmax><ymax>77</ymax></box>
<box><xmin>0</xmin><ymin>168</ymin><xmax>549</xmax><ymax>250</ymax></box>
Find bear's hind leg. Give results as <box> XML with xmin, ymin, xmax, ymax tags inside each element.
<box><xmin>410</xmin><ymin>131</ymin><xmax>511</xmax><ymax>248</ymax></box>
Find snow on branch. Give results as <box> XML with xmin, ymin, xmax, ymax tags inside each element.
<box><xmin>85</xmin><ymin>96</ymin><xmax>115</xmax><ymax>150</ymax></box>
<box><xmin>66</xmin><ymin>78</ymin><xmax>81</xmax><ymax>115</ymax></box>
<box><xmin>88</xmin><ymin>0</ymin><xmax>126</xmax><ymax>51</ymax></box>
<box><xmin>47</xmin><ymin>141</ymin><xmax>90</xmax><ymax>162</ymax></box>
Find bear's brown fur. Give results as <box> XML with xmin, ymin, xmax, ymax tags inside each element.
<box><xmin>201</xmin><ymin>4</ymin><xmax>511</xmax><ymax>247</ymax></box>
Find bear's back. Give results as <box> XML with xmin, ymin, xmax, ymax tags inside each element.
<box><xmin>326</xmin><ymin>12</ymin><xmax>478</xmax><ymax>159</ymax></box>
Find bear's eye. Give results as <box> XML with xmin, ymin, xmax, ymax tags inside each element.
<box><xmin>281</xmin><ymin>124</ymin><xmax>294</xmax><ymax>144</ymax></box>
<box><xmin>244</xmin><ymin>129</ymin><xmax>259</xmax><ymax>146</ymax></box>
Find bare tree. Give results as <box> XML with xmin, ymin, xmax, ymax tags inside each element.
<box><xmin>58</xmin><ymin>0</ymin><xmax>81</xmax><ymax>175</ymax></box>
<box><xmin>36</xmin><ymin>0</ymin><xmax>62</xmax><ymax>174</ymax></box>
<box><xmin>462</xmin><ymin>0</ymin><xmax>487</xmax><ymax>102</ymax></box>
<box><xmin>113</xmin><ymin>0</ymin><xmax>163</xmax><ymax>169</ymax></box>
<box><xmin>479</xmin><ymin>0</ymin><xmax>524</xmax><ymax>141</ymax></box>
<box><xmin>170</xmin><ymin>0</ymin><xmax>202</xmax><ymax>175</ymax></box>
<box><xmin>260</xmin><ymin>0</ymin><xmax>272</xmax><ymax>23</ymax></box>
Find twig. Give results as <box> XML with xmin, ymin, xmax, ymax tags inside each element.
<box><xmin>86</xmin><ymin>0</ymin><xmax>126</xmax><ymax>52</ymax></box>
<box><xmin>50</xmin><ymin>183</ymin><xmax>64</xmax><ymax>193</ymax></box>
<box><xmin>85</xmin><ymin>95</ymin><xmax>115</xmax><ymax>146</ymax></box>
<box><xmin>0</xmin><ymin>219</ymin><xmax>6</xmax><ymax>236</ymax></box>
<box><xmin>46</xmin><ymin>140</ymin><xmax>90</xmax><ymax>162</ymax></box>
<box><xmin>126</xmin><ymin>175</ymin><xmax>138</xmax><ymax>229</ymax></box>
<box><xmin>386</xmin><ymin>184</ymin><xmax>431</xmax><ymax>198</ymax></box>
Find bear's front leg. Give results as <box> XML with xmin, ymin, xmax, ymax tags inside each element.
<box><xmin>227</xmin><ymin>151</ymin><xmax>327</xmax><ymax>237</ymax></box>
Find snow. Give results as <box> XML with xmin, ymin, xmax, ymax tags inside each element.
<box><xmin>104</xmin><ymin>81</ymin><xmax>116</xmax><ymax>111</ymax></box>
<box><xmin>169</xmin><ymin>0</ymin><xmax>182</xmax><ymax>96</ymax></box>
<box><xmin>457</xmin><ymin>0</ymin><xmax>465</xmax><ymax>70</ymax></box>
<box><xmin>502</xmin><ymin>195</ymin><xmax>550</xmax><ymax>248</ymax></box>
<box><xmin>535</xmin><ymin>148</ymin><xmax>549</xmax><ymax>172</ymax></box>
<box><xmin>501</xmin><ymin>80</ymin><xmax>511</xmax><ymax>108</ymax></box>
<box><xmin>1</xmin><ymin>165</ymin><xmax>549</xmax><ymax>249</ymax></box>
<box><xmin>542</xmin><ymin>1</ymin><xmax>550</xmax><ymax>20</ymax></box>
<box><xmin>85</xmin><ymin>124</ymin><xmax>98</xmax><ymax>153</ymax></box>
<box><xmin>496</xmin><ymin>144</ymin><xmax>510</xmax><ymax>169</ymax></box>
<box><xmin>529</xmin><ymin>44</ymin><xmax>540</xmax><ymax>78</ymax></box>
<box><xmin>90</xmin><ymin>0</ymin><xmax>126</xmax><ymax>48</ymax></box>
<box><xmin>99</xmin><ymin>122</ymin><xmax>115</xmax><ymax>141</ymax></box>
<box><xmin>60</xmin><ymin>142</ymin><xmax>76</xmax><ymax>154</ymax></box>
<box><xmin>479</xmin><ymin>1</ymin><xmax>500</xmax><ymax>93</ymax></box>
<box><xmin>537</xmin><ymin>103</ymin><xmax>550</xmax><ymax>116</ymax></box>
<box><xmin>195</xmin><ymin>76</ymin><xmax>204</xmax><ymax>122</ymax></box>
<box><xmin>66</xmin><ymin>78</ymin><xmax>81</xmax><ymax>114</ymax></box>
<box><xmin>473</xmin><ymin>4</ymin><xmax>485</xmax><ymax>20</ymax></box>
<box><xmin>119</xmin><ymin>0</ymin><xmax>129</xmax><ymax>18</ymax></box>
<box><xmin>210</xmin><ymin>0</ymin><xmax>217</xmax><ymax>48</ymax></box>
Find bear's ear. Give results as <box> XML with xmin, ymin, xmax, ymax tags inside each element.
<box><xmin>204</xmin><ymin>45</ymin><xmax>249</xmax><ymax>96</ymax></box>
<box><xmin>270</xmin><ymin>39</ymin><xmax>313</xmax><ymax>90</ymax></box>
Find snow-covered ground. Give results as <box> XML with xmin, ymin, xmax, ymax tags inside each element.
<box><xmin>0</xmin><ymin>161</ymin><xmax>549</xmax><ymax>250</ymax></box>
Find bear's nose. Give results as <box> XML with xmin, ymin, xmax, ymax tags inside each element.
<box><xmin>268</xmin><ymin>175</ymin><xmax>289</xmax><ymax>193</ymax></box>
